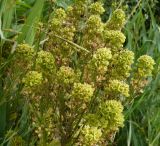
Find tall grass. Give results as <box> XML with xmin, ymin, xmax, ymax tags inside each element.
<box><xmin>0</xmin><ymin>0</ymin><xmax>160</xmax><ymax>145</ymax></box>
<box><xmin>0</xmin><ymin>0</ymin><xmax>45</xmax><ymax>145</ymax></box>
<box><xmin>115</xmin><ymin>0</ymin><xmax>160</xmax><ymax>145</ymax></box>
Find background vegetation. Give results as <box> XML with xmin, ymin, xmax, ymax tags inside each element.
<box><xmin>0</xmin><ymin>0</ymin><xmax>160</xmax><ymax>145</ymax></box>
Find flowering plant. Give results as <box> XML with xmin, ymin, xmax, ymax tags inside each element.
<box><xmin>11</xmin><ymin>0</ymin><xmax>155</xmax><ymax>145</ymax></box>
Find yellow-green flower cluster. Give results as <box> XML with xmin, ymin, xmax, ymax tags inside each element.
<box><xmin>86</xmin><ymin>15</ymin><xmax>104</xmax><ymax>34</ymax></box>
<box><xmin>97</xmin><ymin>100</ymin><xmax>124</xmax><ymax>131</ymax></box>
<box><xmin>51</xmin><ymin>8</ymin><xmax>66</xmax><ymax>29</ymax></box>
<box><xmin>89</xmin><ymin>48</ymin><xmax>112</xmax><ymax>74</ymax></box>
<box><xmin>54</xmin><ymin>8</ymin><xmax>66</xmax><ymax>20</ymax></box>
<box><xmin>36</xmin><ymin>50</ymin><xmax>55</xmax><ymax>74</ymax></box>
<box><xmin>83</xmin><ymin>15</ymin><xmax>104</xmax><ymax>50</ymax></box>
<box><xmin>110</xmin><ymin>50</ymin><xmax>134</xmax><ymax>79</ymax></box>
<box><xmin>73</xmin><ymin>0</ymin><xmax>88</xmax><ymax>17</ymax></box>
<box><xmin>57</xmin><ymin>66</ymin><xmax>78</xmax><ymax>86</ymax></box>
<box><xmin>136</xmin><ymin>55</ymin><xmax>155</xmax><ymax>78</ymax></box>
<box><xmin>22</xmin><ymin>71</ymin><xmax>43</xmax><ymax>89</ymax></box>
<box><xmin>105</xmin><ymin>80</ymin><xmax>130</xmax><ymax>97</ymax></box>
<box><xmin>15</xmin><ymin>44</ymin><xmax>34</xmax><ymax>61</ymax></box>
<box><xmin>80</xmin><ymin>125</ymin><xmax>102</xmax><ymax>146</ymax></box>
<box><xmin>103</xmin><ymin>30</ymin><xmax>126</xmax><ymax>49</ymax></box>
<box><xmin>84</xmin><ymin>101</ymin><xmax>124</xmax><ymax>136</ymax></box>
<box><xmin>71</xmin><ymin>83</ymin><xmax>94</xmax><ymax>102</ymax></box>
<box><xmin>106</xmin><ymin>9</ymin><xmax>126</xmax><ymax>30</ymax></box>
<box><xmin>49</xmin><ymin>8</ymin><xmax>76</xmax><ymax>59</ymax></box>
<box><xmin>89</xmin><ymin>2</ymin><xmax>105</xmax><ymax>15</ymax></box>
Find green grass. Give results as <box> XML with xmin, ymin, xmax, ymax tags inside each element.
<box><xmin>0</xmin><ymin>0</ymin><xmax>45</xmax><ymax>144</ymax></box>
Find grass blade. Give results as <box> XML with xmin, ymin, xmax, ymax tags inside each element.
<box><xmin>17</xmin><ymin>0</ymin><xmax>45</xmax><ymax>45</ymax></box>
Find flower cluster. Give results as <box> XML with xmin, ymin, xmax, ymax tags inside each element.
<box><xmin>36</xmin><ymin>50</ymin><xmax>55</xmax><ymax>74</ymax></box>
<box><xmin>71</xmin><ymin>83</ymin><xmax>94</xmax><ymax>103</ymax></box>
<box><xmin>131</xmin><ymin>55</ymin><xmax>155</xmax><ymax>93</ymax></box>
<box><xmin>86</xmin><ymin>15</ymin><xmax>104</xmax><ymax>34</ymax></box>
<box><xmin>89</xmin><ymin>47</ymin><xmax>112</xmax><ymax>74</ymax></box>
<box><xmin>104</xmin><ymin>30</ymin><xmax>126</xmax><ymax>50</ymax></box>
<box><xmin>97</xmin><ymin>100</ymin><xmax>124</xmax><ymax>131</ymax></box>
<box><xmin>136</xmin><ymin>55</ymin><xmax>155</xmax><ymax>78</ymax></box>
<box><xmin>106</xmin><ymin>9</ymin><xmax>126</xmax><ymax>30</ymax></box>
<box><xmin>49</xmin><ymin>8</ymin><xmax>76</xmax><ymax>61</ymax></box>
<box><xmin>80</xmin><ymin>125</ymin><xmax>102</xmax><ymax>146</ymax></box>
<box><xmin>53</xmin><ymin>8</ymin><xmax>66</xmax><ymax>20</ymax></box>
<box><xmin>110</xmin><ymin>50</ymin><xmax>135</xmax><ymax>80</ymax></box>
<box><xmin>71</xmin><ymin>0</ymin><xmax>88</xmax><ymax>18</ymax></box>
<box><xmin>89</xmin><ymin>2</ymin><xmax>105</xmax><ymax>15</ymax></box>
<box><xmin>83</xmin><ymin>15</ymin><xmax>104</xmax><ymax>50</ymax></box>
<box><xmin>80</xmin><ymin>100</ymin><xmax>124</xmax><ymax>145</ymax></box>
<box><xmin>12</xmin><ymin>0</ymin><xmax>155</xmax><ymax>145</ymax></box>
<box><xmin>22</xmin><ymin>71</ymin><xmax>43</xmax><ymax>92</ymax></box>
<box><xmin>15</xmin><ymin>44</ymin><xmax>34</xmax><ymax>61</ymax></box>
<box><xmin>105</xmin><ymin>80</ymin><xmax>130</xmax><ymax>97</ymax></box>
<box><xmin>57</xmin><ymin>66</ymin><xmax>78</xmax><ymax>86</ymax></box>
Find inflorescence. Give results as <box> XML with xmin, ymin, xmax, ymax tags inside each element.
<box><xmin>14</xmin><ymin>1</ymin><xmax>155</xmax><ymax>145</ymax></box>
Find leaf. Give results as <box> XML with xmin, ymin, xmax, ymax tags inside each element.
<box><xmin>0</xmin><ymin>0</ymin><xmax>16</xmax><ymax>137</ymax></box>
<box><xmin>55</xmin><ymin>0</ymin><xmax>73</xmax><ymax>9</ymax></box>
<box><xmin>17</xmin><ymin>0</ymin><xmax>45</xmax><ymax>45</ymax></box>
<box><xmin>0</xmin><ymin>0</ymin><xmax>16</xmax><ymax>40</ymax></box>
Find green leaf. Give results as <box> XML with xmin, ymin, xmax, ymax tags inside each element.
<box><xmin>0</xmin><ymin>0</ymin><xmax>16</xmax><ymax>138</ymax></box>
<box><xmin>17</xmin><ymin>0</ymin><xmax>45</xmax><ymax>45</ymax></box>
<box><xmin>55</xmin><ymin>0</ymin><xmax>73</xmax><ymax>9</ymax></box>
